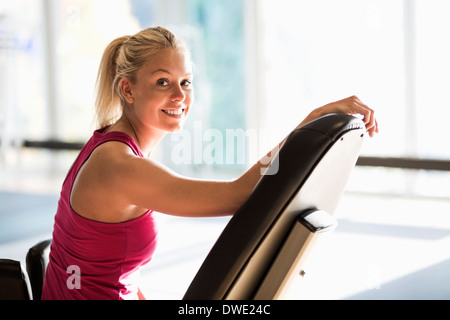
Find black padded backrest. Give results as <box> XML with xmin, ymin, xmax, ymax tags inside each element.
<box><xmin>26</xmin><ymin>239</ymin><xmax>51</xmax><ymax>300</ymax></box>
<box><xmin>183</xmin><ymin>113</ymin><xmax>365</xmax><ymax>300</ymax></box>
<box><xmin>0</xmin><ymin>259</ymin><xmax>32</xmax><ymax>300</ymax></box>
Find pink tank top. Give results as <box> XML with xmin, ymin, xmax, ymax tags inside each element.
<box><xmin>42</xmin><ymin>129</ymin><xmax>158</xmax><ymax>300</ymax></box>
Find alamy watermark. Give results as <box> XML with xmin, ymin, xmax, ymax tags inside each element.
<box><xmin>66</xmin><ymin>265</ymin><xmax>81</xmax><ymax>290</ymax></box>
<box><xmin>170</xmin><ymin>121</ymin><xmax>281</xmax><ymax>175</ymax></box>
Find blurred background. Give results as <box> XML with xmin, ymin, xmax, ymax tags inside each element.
<box><xmin>1</xmin><ymin>0</ymin><xmax>449</xmax><ymax>299</ymax></box>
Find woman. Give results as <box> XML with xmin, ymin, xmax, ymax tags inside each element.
<box><xmin>42</xmin><ymin>26</ymin><xmax>378</xmax><ymax>300</ymax></box>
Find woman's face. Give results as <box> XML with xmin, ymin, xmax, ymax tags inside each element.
<box><xmin>126</xmin><ymin>48</ymin><xmax>194</xmax><ymax>134</ymax></box>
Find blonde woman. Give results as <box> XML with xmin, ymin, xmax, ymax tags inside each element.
<box><xmin>42</xmin><ymin>26</ymin><xmax>378</xmax><ymax>300</ymax></box>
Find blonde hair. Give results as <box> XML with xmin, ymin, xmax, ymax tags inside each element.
<box><xmin>94</xmin><ymin>26</ymin><xmax>189</xmax><ymax>128</ymax></box>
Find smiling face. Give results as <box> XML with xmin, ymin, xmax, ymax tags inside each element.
<box><xmin>121</xmin><ymin>48</ymin><xmax>194</xmax><ymax>135</ymax></box>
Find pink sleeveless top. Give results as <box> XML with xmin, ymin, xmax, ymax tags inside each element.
<box><xmin>42</xmin><ymin>129</ymin><xmax>158</xmax><ymax>300</ymax></box>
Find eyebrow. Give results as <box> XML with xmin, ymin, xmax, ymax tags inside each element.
<box><xmin>152</xmin><ymin>68</ymin><xmax>171</xmax><ymax>75</ymax></box>
<box><xmin>151</xmin><ymin>69</ymin><xmax>193</xmax><ymax>77</ymax></box>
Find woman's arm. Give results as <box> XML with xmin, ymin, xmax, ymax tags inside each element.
<box><xmin>230</xmin><ymin>96</ymin><xmax>378</xmax><ymax>213</ymax></box>
<box><xmin>113</xmin><ymin>96</ymin><xmax>377</xmax><ymax>218</ymax></box>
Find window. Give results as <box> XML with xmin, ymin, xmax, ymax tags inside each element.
<box><xmin>1</xmin><ymin>0</ymin><xmax>449</xmax><ymax>193</ymax></box>
<box><xmin>0</xmin><ymin>1</ymin><xmax>47</xmax><ymax>146</ymax></box>
<box><xmin>1</xmin><ymin>0</ymin><xmax>145</xmax><ymax>191</ymax></box>
<box><xmin>148</xmin><ymin>0</ymin><xmax>247</xmax><ymax>179</ymax></box>
<box><xmin>256</xmin><ymin>0</ymin><xmax>450</xmax><ymax>197</ymax></box>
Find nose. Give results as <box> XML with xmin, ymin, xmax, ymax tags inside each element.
<box><xmin>171</xmin><ymin>84</ymin><xmax>186</xmax><ymax>102</ymax></box>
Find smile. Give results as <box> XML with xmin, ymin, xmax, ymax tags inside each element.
<box><xmin>162</xmin><ymin>109</ymin><xmax>185</xmax><ymax>116</ymax></box>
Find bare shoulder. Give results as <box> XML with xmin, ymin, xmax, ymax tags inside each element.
<box><xmin>88</xmin><ymin>140</ymin><xmax>137</xmax><ymax>171</ymax></box>
<box><xmin>70</xmin><ymin>140</ymin><xmax>148</xmax><ymax>223</ymax></box>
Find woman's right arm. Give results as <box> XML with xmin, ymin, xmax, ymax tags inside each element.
<box><xmin>110</xmin><ymin>96</ymin><xmax>378</xmax><ymax>218</ymax></box>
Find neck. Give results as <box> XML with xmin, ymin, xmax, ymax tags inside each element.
<box><xmin>108</xmin><ymin>115</ymin><xmax>166</xmax><ymax>158</ymax></box>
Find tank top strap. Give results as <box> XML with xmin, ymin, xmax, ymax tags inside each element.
<box><xmin>91</xmin><ymin>128</ymin><xmax>144</xmax><ymax>158</ymax></box>
<box><xmin>64</xmin><ymin>129</ymin><xmax>143</xmax><ymax>188</ymax></box>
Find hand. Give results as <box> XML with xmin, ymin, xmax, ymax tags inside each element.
<box><xmin>301</xmin><ymin>96</ymin><xmax>379</xmax><ymax>137</ymax></box>
<box><xmin>319</xmin><ymin>95</ymin><xmax>378</xmax><ymax>137</ymax></box>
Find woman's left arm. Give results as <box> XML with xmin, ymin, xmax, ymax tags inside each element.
<box><xmin>233</xmin><ymin>95</ymin><xmax>378</xmax><ymax>202</ymax></box>
<box><xmin>118</xmin><ymin>96</ymin><xmax>377</xmax><ymax>218</ymax></box>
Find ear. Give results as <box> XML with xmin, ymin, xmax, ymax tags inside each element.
<box><xmin>119</xmin><ymin>78</ymin><xmax>135</xmax><ymax>104</ymax></box>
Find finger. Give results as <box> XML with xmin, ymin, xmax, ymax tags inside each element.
<box><xmin>360</xmin><ymin>104</ymin><xmax>375</xmax><ymax>129</ymax></box>
<box><xmin>355</xmin><ymin>100</ymin><xmax>378</xmax><ymax>136</ymax></box>
<box><xmin>357</xmin><ymin>101</ymin><xmax>373</xmax><ymax>124</ymax></box>
<box><xmin>348</xmin><ymin>96</ymin><xmax>372</xmax><ymax>122</ymax></box>
<box><xmin>367</xmin><ymin>117</ymin><xmax>379</xmax><ymax>137</ymax></box>
<box><xmin>374</xmin><ymin>118</ymin><xmax>379</xmax><ymax>133</ymax></box>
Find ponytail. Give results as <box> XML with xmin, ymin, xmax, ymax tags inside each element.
<box><xmin>95</xmin><ymin>36</ymin><xmax>130</xmax><ymax>128</ymax></box>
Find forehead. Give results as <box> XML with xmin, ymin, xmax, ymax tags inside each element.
<box><xmin>141</xmin><ymin>48</ymin><xmax>193</xmax><ymax>76</ymax></box>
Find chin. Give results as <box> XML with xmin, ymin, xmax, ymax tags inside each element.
<box><xmin>171</xmin><ymin>127</ymin><xmax>184</xmax><ymax>133</ymax></box>
<box><xmin>167</xmin><ymin>122</ymin><xmax>186</xmax><ymax>133</ymax></box>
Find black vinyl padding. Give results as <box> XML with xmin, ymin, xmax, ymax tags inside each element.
<box><xmin>0</xmin><ymin>259</ymin><xmax>31</xmax><ymax>300</ymax></box>
<box><xmin>26</xmin><ymin>239</ymin><xmax>51</xmax><ymax>300</ymax></box>
<box><xmin>183</xmin><ymin>113</ymin><xmax>364</xmax><ymax>300</ymax></box>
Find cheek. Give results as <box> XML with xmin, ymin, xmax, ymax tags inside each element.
<box><xmin>140</xmin><ymin>93</ymin><xmax>164</xmax><ymax>110</ymax></box>
<box><xmin>186</xmin><ymin>91</ymin><xmax>194</xmax><ymax>107</ymax></box>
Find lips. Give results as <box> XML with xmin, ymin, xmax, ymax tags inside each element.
<box><xmin>161</xmin><ymin>108</ymin><xmax>185</xmax><ymax>116</ymax></box>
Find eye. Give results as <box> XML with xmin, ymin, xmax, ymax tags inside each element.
<box><xmin>157</xmin><ymin>79</ymin><xmax>170</xmax><ymax>87</ymax></box>
<box><xmin>181</xmin><ymin>80</ymin><xmax>192</xmax><ymax>87</ymax></box>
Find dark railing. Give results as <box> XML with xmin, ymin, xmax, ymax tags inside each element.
<box><xmin>356</xmin><ymin>156</ymin><xmax>450</xmax><ymax>172</ymax></box>
<box><xmin>22</xmin><ymin>139</ymin><xmax>450</xmax><ymax>172</ymax></box>
<box><xmin>23</xmin><ymin>139</ymin><xmax>84</xmax><ymax>151</ymax></box>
